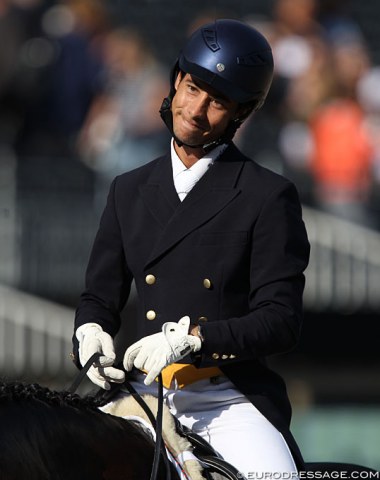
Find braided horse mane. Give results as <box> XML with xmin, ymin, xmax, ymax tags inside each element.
<box><xmin>0</xmin><ymin>380</ymin><xmax>171</xmax><ymax>480</ymax></box>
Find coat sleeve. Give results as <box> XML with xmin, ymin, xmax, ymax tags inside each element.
<box><xmin>74</xmin><ymin>177</ymin><xmax>133</xmax><ymax>341</ymax></box>
<box><xmin>198</xmin><ymin>181</ymin><xmax>310</xmax><ymax>363</ymax></box>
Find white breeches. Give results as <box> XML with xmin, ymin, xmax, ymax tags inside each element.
<box><xmin>125</xmin><ymin>373</ymin><xmax>299</xmax><ymax>480</ymax></box>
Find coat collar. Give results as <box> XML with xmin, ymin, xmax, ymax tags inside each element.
<box><xmin>139</xmin><ymin>151</ymin><xmax>180</xmax><ymax>229</ymax></box>
<box><xmin>140</xmin><ymin>143</ymin><xmax>246</xmax><ymax>268</ymax></box>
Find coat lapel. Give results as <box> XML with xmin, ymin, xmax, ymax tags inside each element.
<box><xmin>139</xmin><ymin>153</ymin><xmax>180</xmax><ymax>228</ymax></box>
<box><xmin>142</xmin><ymin>144</ymin><xmax>246</xmax><ymax>269</ymax></box>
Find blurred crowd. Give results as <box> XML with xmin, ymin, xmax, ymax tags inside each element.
<box><xmin>1</xmin><ymin>0</ymin><xmax>380</xmax><ymax>227</ymax></box>
<box><xmin>238</xmin><ymin>0</ymin><xmax>380</xmax><ymax>229</ymax></box>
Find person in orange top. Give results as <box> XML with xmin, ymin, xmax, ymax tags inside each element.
<box><xmin>309</xmin><ymin>97</ymin><xmax>373</xmax><ymax>224</ymax></box>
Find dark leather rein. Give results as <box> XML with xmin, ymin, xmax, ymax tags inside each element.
<box><xmin>68</xmin><ymin>352</ymin><xmax>171</xmax><ymax>480</ymax></box>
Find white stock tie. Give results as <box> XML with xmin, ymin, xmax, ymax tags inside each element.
<box><xmin>174</xmin><ymin>169</ymin><xmax>200</xmax><ymax>201</ymax></box>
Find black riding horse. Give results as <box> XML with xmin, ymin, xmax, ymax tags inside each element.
<box><xmin>0</xmin><ymin>380</ymin><xmax>378</xmax><ymax>480</ymax></box>
<box><xmin>0</xmin><ymin>380</ymin><xmax>178</xmax><ymax>480</ymax></box>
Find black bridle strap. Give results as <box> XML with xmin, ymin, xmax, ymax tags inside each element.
<box><xmin>68</xmin><ymin>355</ymin><xmax>171</xmax><ymax>480</ymax></box>
<box><xmin>155</xmin><ymin>376</ymin><xmax>165</xmax><ymax>480</ymax></box>
<box><xmin>119</xmin><ymin>373</ymin><xmax>171</xmax><ymax>480</ymax></box>
<box><xmin>67</xmin><ymin>352</ymin><xmax>102</xmax><ymax>394</ymax></box>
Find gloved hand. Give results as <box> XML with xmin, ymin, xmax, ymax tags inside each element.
<box><xmin>123</xmin><ymin>316</ymin><xmax>202</xmax><ymax>385</ymax></box>
<box><xmin>75</xmin><ymin>323</ymin><xmax>125</xmax><ymax>390</ymax></box>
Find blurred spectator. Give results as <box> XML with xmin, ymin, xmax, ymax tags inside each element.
<box><xmin>309</xmin><ymin>97</ymin><xmax>374</xmax><ymax>225</ymax></box>
<box><xmin>14</xmin><ymin>0</ymin><xmax>109</xmax><ymax>157</ymax></box>
<box><xmin>273</xmin><ymin>33</ymin><xmax>335</xmax><ymax>203</ymax></box>
<box><xmin>271</xmin><ymin>0</ymin><xmax>322</xmax><ymax>38</ymax></box>
<box><xmin>354</xmin><ymin>67</ymin><xmax>380</xmax><ymax>226</ymax></box>
<box><xmin>357</xmin><ymin>67</ymin><xmax>380</xmax><ymax>179</ymax></box>
<box><xmin>329</xmin><ymin>30</ymin><xmax>370</xmax><ymax>99</ymax></box>
<box><xmin>0</xmin><ymin>0</ymin><xmax>47</xmax><ymax>147</ymax></box>
<box><xmin>279</xmin><ymin>35</ymin><xmax>334</xmax><ymax>121</ymax></box>
<box><xmin>186</xmin><ymin>8</ymin><xmax>237</xmax><ymax>35</ymax></box>
<box><xmin>77</xmin><ymin>26</ymin><xmax>170</xmax><ymax>207</ymax></box>
<box><xmin>307</xmin><ymin>30</ymin><xmax>375</xmax><ymax>227</ymax></box>
<box><xmin>237</xmin><ymin>1</ymin><xmax>326</xmax><ymax>202</ymax></box>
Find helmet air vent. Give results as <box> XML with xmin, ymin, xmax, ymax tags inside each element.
<box><xmin>202</xmin><ymin>27</ymin><xmax>220</xmax><ymax>52</ymax></box>
<box><xmin>237</xmin><ymin>53</ymin><xmax>268</xmax><ymax>66</ymax></box>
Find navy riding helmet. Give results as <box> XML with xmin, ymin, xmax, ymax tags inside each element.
<box><xmin>160</xmin><ymin>18</ymin><xmax>274</xmax><ymax>149</ymax></box>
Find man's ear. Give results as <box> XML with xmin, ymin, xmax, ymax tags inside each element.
<box><xmin>235</xmin><ymin>103</ymin><xmax>255</xmax><ymax>123</ymax></box>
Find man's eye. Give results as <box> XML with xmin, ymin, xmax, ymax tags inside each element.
<box><xmin>212</xmin><ymin>99</ymin><xmax>225</xmax><ymax>109</ymax></box>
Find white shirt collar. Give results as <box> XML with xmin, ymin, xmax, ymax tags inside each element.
<box><xmin>171</xmin><ymin>139</ymin><xmax>227</xmax><ymax>182</ymax></box>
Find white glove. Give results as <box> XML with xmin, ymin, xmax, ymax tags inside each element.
<box><xmin>123</xmin><ymin>316</ymin><xmax>202</xmax><ymax>385</ymax></box>
<box><xmin>76</xmin><ymin>323</ymin><xmax>125</xmax><ymax>390</ymax></box>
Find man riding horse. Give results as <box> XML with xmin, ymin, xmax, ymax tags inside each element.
<box><xmin>72</xmin><ymin>18</ymin><xmax>310</xmax><ymax>479</ymax></box>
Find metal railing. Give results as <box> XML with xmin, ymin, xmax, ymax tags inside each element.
<box><xmin>0</xmin><ymin>284</ymin><xmax>76</xmax><ymax>382</ymax></box>
<box><xmin>302</xmin><ymin>206</ymin><xmax>380</xmax><ymax>312</ymax></box>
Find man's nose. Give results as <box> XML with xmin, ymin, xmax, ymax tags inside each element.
<box><xmin>189</xmin><ymin>95</ymin><xmax>209</xmax><ymax>119</ymax></box>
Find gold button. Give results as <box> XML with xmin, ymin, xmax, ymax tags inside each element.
<box><xmin>212</xmin><ymin>353</ymin><xmax>220</xmax><ymax>360</ymax></box>
<box><xmin>145</xmin><ymin>274</ymin><xmax>156</xmax><ymax>285</ymax></box>
<box><xmin>229</xmin><ymin>354</ymin><xmax>236</xmax><ymax>359</ymax></box>
<box><xmin>203</xmin><ymin>278</ymin><xmax>212</xmax><ymax>289</ymax></box>
<box><xmin>221</xmin><ymin>354</ymin><xmax>228</xmax><ymax>360</ymax></box>
<box><xmin>198</xmin><ymin>316</ymin><xmax>208</xmax><ymax>322</ymax></box>
<box><xmin>146</xmin><ymin>310</ymin><xmax>156</xmax><ymax>321</ymax></box>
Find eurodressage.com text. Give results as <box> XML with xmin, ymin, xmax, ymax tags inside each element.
<box><xmin>238</xmin><ymin>472</ymin><xmax>380</xmax><ymax>479</ymax></box>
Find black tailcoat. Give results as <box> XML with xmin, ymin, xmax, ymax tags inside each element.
<box><xmin>74</xmin><ymin>142</ymin><xmax>310</xmax><ymax>469</ymax></box>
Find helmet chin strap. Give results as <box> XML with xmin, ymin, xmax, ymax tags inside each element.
<box><xmin>159</xmin><ymin>95</ymin><xmax>243</xmax><ymax>154</ymax></box>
